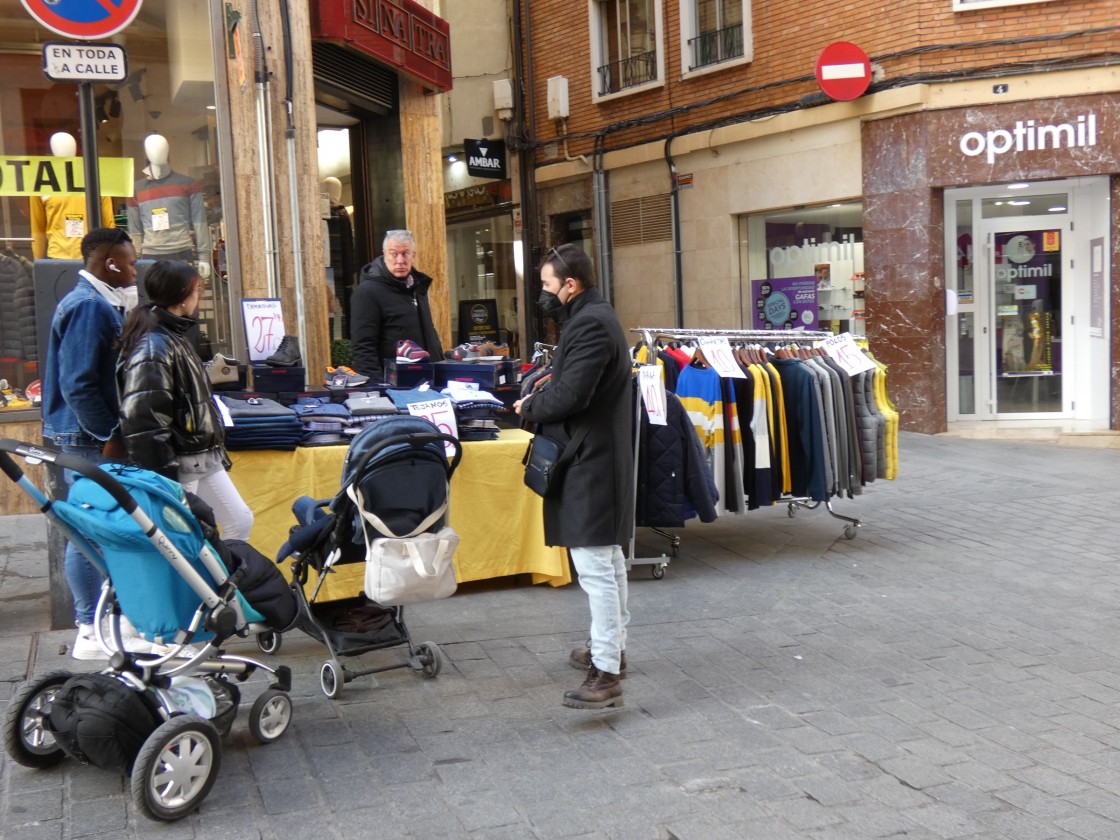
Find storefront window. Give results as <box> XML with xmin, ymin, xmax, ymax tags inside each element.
<box><xmin>317</xmin><ymin>124</ymin><xmax>357</xmax><ymax>342</ymax></box>
<box><xmin>0</xmin><ymin>0</ymin><xmax>231</xmax><ymax>415</ymax></box>
<box><xmin>446</xmin><ymin>213</ymin><xmax>517</xmax><ymax>354</ymax></box>
<box><xmin>742</xmin><ymin>202</ymin><xmax>864</xmax><ymax>335</ymax></box>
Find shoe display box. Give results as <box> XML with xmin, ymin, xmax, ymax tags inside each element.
<box><xmin>251</xmin><ymin>365</ymin><xmax>306</xmax><ymax>393</ymax></box>
<box><xmin>435</xmin><ymin>360</ymin><xmax>521</xmax><ymax>390</ymax></box>
<box><xmin>208</xmin><ymin>364</ymin><xmax>248</xmax><ymax>391</ymax></box>
<box><xmin>383</xmin><ymin>360</ymin><xmax>433</xmax><ymax>388</ymax></box>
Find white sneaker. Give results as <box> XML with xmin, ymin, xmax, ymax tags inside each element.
<box><xmin>71</xmin><ymin>624</ymin><xmax>108</xmax><ymax>660</ymax></box>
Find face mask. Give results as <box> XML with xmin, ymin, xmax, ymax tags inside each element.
<box><xmin>537</xmin><ymin>289</ymin><xmax>563</xmax><ymax>318</ymax></box>
<box><xmin>120</xmin><ymin>285</ymin><xmax>139</xmax><ymax>314</ymax></box>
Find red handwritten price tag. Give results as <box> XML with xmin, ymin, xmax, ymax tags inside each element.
<box><xmin>407</xmin><ymin>398</ymin><xmax>459</xmax><ymax>457</ymax></box>
<box><xmin>240</xmin><ymin>299</ymin><xmax>286</xmax><ymax>362</ymax></box>
<box><xmin>697</xmin><ymin>337</ymin><xmax>747</xmax><ymax>379</ymax></box>
<box><xmin>822</xmin><ymin>332</ymin><xmax>876</xmax><ymax>375</ymax></box>
<box><xmin>638</xmin><ymin>365</ymin><xmax>668</xmax><ymax>426</ymax></box>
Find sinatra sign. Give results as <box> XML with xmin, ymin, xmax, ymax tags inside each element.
<box><xmin>959</xmin><ymin>113</ymin><xmax>1097</xmax><ymax>165</ymax></box>
<box><xmin>464</xmin><ymin>138</ymin><xmax>507</xmax><ymax>179</ymax></box>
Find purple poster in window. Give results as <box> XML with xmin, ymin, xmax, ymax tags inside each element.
<box><xmin>751</xmin><ymin>276</ymin><xmax>819</xmax><ymax>330</ymax></box>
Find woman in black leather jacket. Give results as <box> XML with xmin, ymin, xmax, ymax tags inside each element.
<box><xmin>117</xmin><ymin>261</ymin><xmax>253</xmax><ymax>539</ymax></box>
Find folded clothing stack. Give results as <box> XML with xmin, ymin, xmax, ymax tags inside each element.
<box><xmin>343</xmin><ymin>392</ymin><xmax>398</xmax><ymax>434</ymax></box>
<box><xmin>218</xmin><ymin>396</ymin><xmax>305</xmax><ymax>450</ymax></box>
<box><xmin>440</xmin><ymin>383</ymin><xmax>506</xmax><ymax>441</ymax></box>
<box><xmin>289</xmin><ymin>396</ymin><xmax>351</xmax><ymax>446</ymax></box>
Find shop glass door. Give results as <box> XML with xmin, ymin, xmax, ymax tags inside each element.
<box><xmin>981</xmin><ymin>215</ymin><xmax>1070</xmax><ymax>417</ymax></box>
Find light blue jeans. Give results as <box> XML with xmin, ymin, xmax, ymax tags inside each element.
<box><xmin>44</xmin><ymin>440</ymin><xmax>109</xmax><ymax>627</ymax></box>
<box><xmin>569</xmin><ymin>545</ymin><xmax>630</xmax><ymax>675</ymax></box>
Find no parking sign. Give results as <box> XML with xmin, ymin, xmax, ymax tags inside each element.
<box><xmin>21</xmin><ymin>0</ymin><xmax>143</xmax><ymax>40</ymax></box>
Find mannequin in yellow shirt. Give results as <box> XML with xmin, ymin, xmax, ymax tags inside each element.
<box><xmin>30</xmin><ymin>132</ymin><xmax>115</xmax><ymax>260</ymax></box>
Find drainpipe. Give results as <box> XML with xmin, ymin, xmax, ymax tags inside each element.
<box><xmin>514</xmin><ymin>0</ymin><xmax>542</xmax><ymax>349</ymax></box>
<box><xmin>277</xmin><ymin>0</ymin><xmax>306</xmax><ymax>348</ymax></box>
<box><xmin>665</xmin><ymin>134</ymin><xmax>683</xmax><ymax>328</ymax></box>
<box><xmin>592</xmin><ymin>136</ymin><xmax>613</xmax><ymax>302</ymax></box>
<box><xmin>250</xmin><ymin>0</ymin><xmax>280</xmax><ymax>297</ymax></box>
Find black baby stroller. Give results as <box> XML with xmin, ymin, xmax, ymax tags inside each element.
<box><xmin>0</xmin><ymin>440</ymin><xmax>295</xmax><ymax>821</ymax></box>
<box><xmin>271</xmin><ymin>415</ymin><xmax>462</xmax><ymax>699</ymax></box>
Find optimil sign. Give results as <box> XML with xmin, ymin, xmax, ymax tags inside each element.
<box><xmin>465</xmin><ymin>139</ymin><xmax>507</xmax><ymax>180</ymax></box>
<box><xmin>21</xmin><ymin>0</ymin><xmax>143</xmax><ymax>40</ymax></box>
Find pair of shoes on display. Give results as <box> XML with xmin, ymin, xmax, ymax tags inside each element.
<box><xmin>562</xmin><ymin>664</ymin><xmax>623</xmax><ymax>710</ymax></box>
<box><xmin>265</xmin><ymin>335</ymin><xmax>302</xmax><ymax>366</ymax></box>
<box><xmin>325</xmin><ymin>365</ymin><xmax>369</xmax><ymax>387</ymax></box>
<box><xmin>396</xmin><ymin>339</ymin><xmax>430</xmax><ymax>363</ymax></box>
<box><xmin>569</xmin><ymin>644</ymin><xmax>627</xmax><ymax>679</ymax></box>
<box><xmin>478</xmin><ymin>341</ymin><xmax>510</xmax><ymax>357</ymax></box>
<box><xmin>444</xmin><ymin>343</ymin><xmax>482</xmax><ymax>361</ymax></box>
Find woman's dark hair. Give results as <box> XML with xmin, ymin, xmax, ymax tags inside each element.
<box><xmin>540</xmin><ymin>243</ymin><xmax>595</xmax><ymax>288</ymax></box>
<box><xmin>118</xmin><ymin>261</ymin><xmax>199</xmax><ymax>357</ymax></box>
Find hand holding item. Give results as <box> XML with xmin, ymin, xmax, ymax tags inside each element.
<box><xmin>101</xmin><ymin>435</ymin><xmax>127</xmax><ymax>461</ymax></box>
<box><xmin>197</xmin><ymin>261</ymin><xmax>211</xmax><ymax>280</ymax></box>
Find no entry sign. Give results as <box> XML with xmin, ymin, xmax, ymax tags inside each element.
<box><xmin>20</xmin><ymin>0</ymin><xmax>143</xmax><ymax>41</ymax></box>
<box><xmin>815</xmin><ymin>41</ymin><xmax>872</xmax><ymax>102</ymax></box>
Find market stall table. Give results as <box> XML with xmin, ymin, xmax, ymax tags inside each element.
<box><xmin>228</xmin><ymin>427</ymin><xmax>571</xmax><ymax>587</ymax></box>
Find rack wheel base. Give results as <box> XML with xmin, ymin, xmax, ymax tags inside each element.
<box><xmin>414</xmin><ymin>642</ymin><xmax>442</xmax><ymax>678</ymax></box>
<box><xmin>248</xmin><ymin>690</ymin><xmax>293</xmax><ymax>743</ymax></box>
<box><xmin>844</xmin><ymin>524</ymin><xmax>859</xmax><ymax>540</ymax></box>
<box><xmin>256</xmin><ymin>631</ymin><xmax>282</xmax><ymax>655</ymax></box>
<box><xmin>651</xmin><ymin>564</ymin><xmax>666</xmax><ymax>580</ymax></box>
<box><xmin>131</xmin><ymin>715</ymin><xmax>221</xmax><ymax>822</ymax></box>
<box><xmin>4</xmin><ymin>670</ymin><xmax>71</xmax><ymax>768</ymax></box>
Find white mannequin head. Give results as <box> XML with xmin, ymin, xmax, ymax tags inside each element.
<box><xmin>322</xmin><ymin>176</ymin><xmax>343</xmax><ymax>204</ymax></box>
<box><xmin>144</xmin><ymin>134</ymin><xmax>169</xmax><ymax>166</ymax></box>
<box><xmin>50</xmin><ymin>132</ymin><xmax>77</xmax><ymax>157</ymax></box>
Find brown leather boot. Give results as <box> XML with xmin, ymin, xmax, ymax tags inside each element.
<box><xmin>562</xmin><ymin>665</ymin><xmax>623</xmax><ymax>709</ymax></box>
<box><xmin>569</xmin><ymin>646</ymin><xmax>627</xmax><ymax>678</ymax></box>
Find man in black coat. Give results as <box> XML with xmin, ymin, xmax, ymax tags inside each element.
<box><xmin>350</xmin><ymin>229</ymin><xmax>444</xmax><ymax>380</ymax></box>
<box><xmin>514</xmin><ymin>243</ymin><xmax>634</xmax><ymax>710</ymax></box>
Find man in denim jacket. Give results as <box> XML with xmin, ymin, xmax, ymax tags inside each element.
<box><xmin>41</xmin><ymin>227</ymin><xmax>138</xmax><ymax>659</ymax></box>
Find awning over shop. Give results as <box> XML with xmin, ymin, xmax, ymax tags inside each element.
<box><xmin>309</xmin><ymin>0</ymin><xmax>452</xmax><ymax>93</ymax></box>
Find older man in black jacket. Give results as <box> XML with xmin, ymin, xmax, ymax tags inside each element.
<box><xmin>350</xmin><ymin>229</ymin><xmax>444</xmax><ymax>380</ymax></box>
<box><xmin>514</xmin><ymin>243</ymin><xmax>634</xmax><ymax>710</ymax></box>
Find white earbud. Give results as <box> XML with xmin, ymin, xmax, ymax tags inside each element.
<box><xmin>107</xmin><ymin>262</ymin><xmax>121</xmax><ymax>273</ymax></box>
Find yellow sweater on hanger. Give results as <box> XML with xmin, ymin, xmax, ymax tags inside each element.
<box><xmin>866</xmin><ymin>352</ymin><xmax>899</xmax><ymax>480</ymax></box>
<box><xmin>30</xmin><ymin>195</ymin><xmax>115</xmax><ymax>259</ymax></box>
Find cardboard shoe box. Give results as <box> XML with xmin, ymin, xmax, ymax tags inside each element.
<box><xmin>251</xmin><ymin>365</ymin><xmax>306</xmax><ymax>393</ymax></box>
<box><xmin>434</xmin><ymin>359</ymin><xmax>521</xmax><ymax>390</ymax></box>
<box><xmin>383</xmin><ymin>360</ymin><xmax>434</xmax><ymax>388</ymax></box>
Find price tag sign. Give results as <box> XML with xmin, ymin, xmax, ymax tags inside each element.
<box><xmin>241</xmin><ymin>298</ymin><xmax>286</xmax><ymax>362</ymax></box>
<box><xmin>822</xmin><ymin>332</ymin><xmax>877</xmax><ymax>375</ymax></box>
<box><xmin>638</xmin><ymin>365</ymin><xmax>668</xmax><ymax>426</ymax></box>
<box><xmin>407</xmin><ymin>398</ymin><xmax>459</xmax><ymax>457</ymax></box>
<box><xmin>697</xmin><ymin>337</ymin><xmax>747</xmax><ymax>379</ymax></box>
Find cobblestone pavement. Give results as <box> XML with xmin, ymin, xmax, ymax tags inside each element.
<box><xmin>4</xmin><ymin>432</ymin><xmax>1120</xmax><ymax>839</ymax></box>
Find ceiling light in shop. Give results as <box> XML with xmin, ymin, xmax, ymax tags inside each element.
<box><xmin>1048</xmin><ymin>205</ymin><xmax>1067</xmax><ymax>212</ymax></box>
<box><xmin>1007</xmin><ymin>182</ymin><xmax>1030</xmax><ymax>189</ymax></box>
<box><xmin>1007</xmin><ymin>200</ymin><xmax>1031</xmax><ymax>206</ymax></box>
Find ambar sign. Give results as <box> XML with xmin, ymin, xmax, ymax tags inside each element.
<box><xmin>0</xmin><ymin>156</ymin><xmax>134</xmax><ymax>196</ymax></box>
<box><xmin>464</xmin><ymin>139</ymin><xmax>506</xmax><ymax>179</ymax></box>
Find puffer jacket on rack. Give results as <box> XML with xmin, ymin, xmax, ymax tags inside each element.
<box><xmin>636</xmin><ymin>391</ymin><xmax>719</xmax><ymax>527</ymax></box>
<box><xmin>850</xmin><ymin>369</ymin><xmax>878</xmax><ymax>484</ymax></box>
<box><xmin>0</xmin><ymin>253</ymin><xmax>33</xmax><ymax>362</ymax></box>
<box><xmin>118</xmin><ymin>307</ymin><xmax>227</xmax><ymax>479</ymax></box>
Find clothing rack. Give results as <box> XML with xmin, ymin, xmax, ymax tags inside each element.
<box><xmin>628</xmin><ymin>326</ymin><xmax>861</xmax><ymax>579</ymax></box>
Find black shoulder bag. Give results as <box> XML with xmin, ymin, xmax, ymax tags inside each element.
<box><xmin>523</xmin><ymin>424</ymin><xmax>591</xmax><ymax>498</ymax></box>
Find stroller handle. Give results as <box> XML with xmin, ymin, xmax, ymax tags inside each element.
<box><xmin>349</xmin><ymin>432</ymin><xmax>463</xmax><ymax>486</ymax></box>
<box><xmin>0</xmin><ymin>439</ymin><xmax>140</xmax><ymax>514</ymax></box>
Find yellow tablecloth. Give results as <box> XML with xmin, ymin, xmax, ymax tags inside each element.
<box><xmin>228</xmin><ymin>428</ymin><xmax>571</xmax><ymax>587</ymax></box>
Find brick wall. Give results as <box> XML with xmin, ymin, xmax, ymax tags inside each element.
<box><xmin>523</xmin><ymin>0</ymin><xmax>1118</xmax><ymax>162</ymax></box>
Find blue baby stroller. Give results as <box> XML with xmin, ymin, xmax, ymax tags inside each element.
<box><xmin>0</xmin><ymin>439</ymin><xmax>294</xmax><ymax>821</ymax></box>
<box><xmin>272</xmin><ymin>415</ymin><xmax>462</xmax><ymax>698</ymax></box>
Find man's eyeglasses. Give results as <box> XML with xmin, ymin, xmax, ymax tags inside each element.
<box><xmin>548</xmin><ymin>247</ymin><xmax>572</xmax><ymax>282</ymax></box>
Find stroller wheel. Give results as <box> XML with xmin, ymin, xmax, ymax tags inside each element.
<box><xmin>256</xmin><ymin>631</ymin><xmax>282</xmax><ymax>656</ymax></box>
<box><xmin>131</xmin><ymin>715</ymin><xmax>221</xmax><ymax>822</ymax></box>
<box><xmin>320</xmin><ymin>661</ymin><xmax>345</xmax><ymax>700</ymax></box>
<box><xmin>415</xmin><ymin>642</ymin><xmax>443</xmax><ymax>679</ymax></box>
<box><xmin>4</xmin><ymin>670</ymin><xmax>72</xmax><ymax>768</ymax></box>
<box><xmin>249</xmin><ymin>690</ymin><xmax>292</xmax><ymax>743</ymax></box>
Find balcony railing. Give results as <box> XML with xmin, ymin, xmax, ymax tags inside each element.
<box><xmin>688</xmin><ymin>23</ymin><xmax>743</xmax><ymax>70</ymax></box>
<box><xmin>597</xmin><ymin>50</ymin><xmax>657</xmax><ymax>95</ymax></box>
